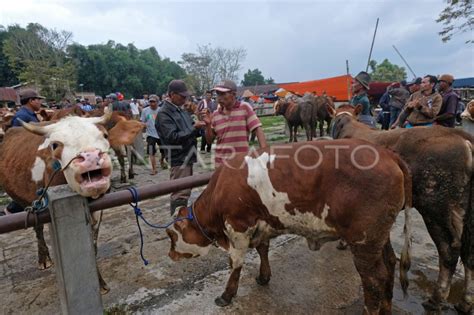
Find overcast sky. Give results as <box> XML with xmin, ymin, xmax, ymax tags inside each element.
<box><xmin>1</xmin><ymin>0</ymin><xmax>473</xmax><ymax>83</ymax></box>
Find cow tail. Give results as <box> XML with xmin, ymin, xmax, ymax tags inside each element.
<box><xmin>397</xmin><ymin>155</ymin><xmax>412</xmax><ymax>297</ymax></box>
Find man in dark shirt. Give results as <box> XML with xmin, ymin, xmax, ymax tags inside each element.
<box><xmin>155</xmin><ymin>80</ymin><xmax>206</xmax><ymax>215</ymax></box>
<box><xmin>11</xmin><ymin>89</ymin><xmax>44</xmax><ymax>127</ymax></box>
<box><xmin>435</xmin><ymin>74</ymin><xmax>459</xmax><ymax>128</ymax></box>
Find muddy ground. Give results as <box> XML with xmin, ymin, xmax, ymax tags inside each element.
<box><xmin>0</xmin><ymin>124</ymin><xmax>467</xmax><ymax>315</ymax></box>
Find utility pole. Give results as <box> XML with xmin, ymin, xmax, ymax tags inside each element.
<box><xmin>392</xmin><ymin>45</ymin><xmax>417</xmax><ymax>79</ymax></box>
<box><xmin>346</xmin><ymin>60</ymin><xmax>351</xmax><ymax>100</ymax></box>
<box><xmin>366</xmin><ymin>18</ymin><xmax>379</xmax><ymax>72</ymax></box>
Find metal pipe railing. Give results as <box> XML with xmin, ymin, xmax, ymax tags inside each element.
<box><xmin>0</xmin><ymin>172</ymin><xmax>213</xmax><ymax>235</ymax></box>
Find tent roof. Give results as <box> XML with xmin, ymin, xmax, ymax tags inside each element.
<box><xmin>279</xmin><ymin>75</ymin><xmax>352</xmax><ymax>101</ymax></box>
<box><xmin>0</xmin><ymin>87</ymin><xmax>19</xmax><ymax>103</ymax></box>
<box><xmin>241</xmin><ymin>89</ymin><xmax>255</xmax><ymax>98</ymax></box>
<box><xmin>453</xmin><ymin>77</ymin><xmax>474</xmax><ymax>88</ymax></box>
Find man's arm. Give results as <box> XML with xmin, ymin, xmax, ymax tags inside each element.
<box><xmin>418</xmin><ymin>94</ymin><xmax>442</xmax><ymax>119</ymax></box>
<box><xmin>255</xmin><ymin>126</ymin><xmax>267</xmax><ymax>148</ymax></box>
<box><xmin>436</xmin><ymin>95</ymin><xmax>458</xmax><ymax>122</ymax></box>
<box><xmin>156</xmin><ymin>113</ymin><xmax>201</xmax><ymax>145</ymax></box>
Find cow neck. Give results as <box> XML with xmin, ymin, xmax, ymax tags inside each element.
<box><xmin>189</xmin><ymin>198</ymin><xmax>217</xmax><ymax>247</ymax></box>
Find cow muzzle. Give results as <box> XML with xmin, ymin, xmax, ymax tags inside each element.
<box><xmin>71</xmin><ymin>149</ymin><xmax>112</xmax><ymax>197</ymax></box>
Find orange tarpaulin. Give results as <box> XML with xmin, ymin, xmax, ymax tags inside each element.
<box><xmin>279</xmin><ymin>75</ymin><xmax>352</xmax><ymax>101</ymax></box>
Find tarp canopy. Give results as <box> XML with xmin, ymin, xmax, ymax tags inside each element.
<box><xmin>241</xmin><ymin>89</ymin><xmax>255</xmax><ymax>98</ymax></box>
<box><xmin>279</xmin><ymin>75</ymin><xmax>352</xmax><ymax>101</ymax></box>
<box><xmin>275</xmin><ymin>88</ymin><xmax>290</xmax><ymax>97</ymax></box>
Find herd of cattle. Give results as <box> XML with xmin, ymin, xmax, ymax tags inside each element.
<box><xmin>0</xmin><ymin>101</ymin><xmax>473</xmax><ymax>314</ymax></box>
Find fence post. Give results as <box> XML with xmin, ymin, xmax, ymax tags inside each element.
<box><xmin>48</xmin><ymin>185</ymin><xmax>103</xmax><ymax>315</ymax></box>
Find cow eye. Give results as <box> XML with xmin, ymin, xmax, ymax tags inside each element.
<box><xmin>103</xmin><ymin>132</ymin><xmax>108</xmax><ymax>139</ymax></box>
<box><xmin>51</xmin><ymin>142</ymin><xmax>59</xmax><ymax>150</ymax></box>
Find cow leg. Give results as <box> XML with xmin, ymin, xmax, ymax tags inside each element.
<box><xmin>91</xmin><ymin>211</ymin><xmax>109</xmax><ymax>294</ymax></box>
<box><xmin>34</xmin><ymin>224</ymin><xmax>53</xmax><ymax>270</ymax></box>
<box><xmin>326</xmin><ymin>118</ymin><xmax>332</xmax><ymax>135</ymax></box>
<box><xmin>420</xmin><ymin>219</ymin><xmax>460</xmax><ymax>310</ymax></box>
<box><xmin>457</xmin><ymin>211</ymin><xmax>474</xmax><ymax>314</ymax></box>
<box><xmin>288</xmin><ymin>125</ymin><xmax>293</xmax><ymax>143</ymax></box>
<box><xmin>293</xmin><ymin>126</ymin><xmax>298</xmax><ymax>142</ymax></box>
<box><xmin>215</xmin><ymin>245</ymin><xmax>247</xmax><ymax>307</ymax></box>
<box><xmin>255</xmin><ymin>240</ymin><xmax>271</xmax><ymax>285</ymax></box>
<box><xmin>381</xmin><ymin>239</ymin><xmax>396</xmax><ymax>314</ymax></box>
<box><xmin>127</xmin><ymin>145</ymin><xmax>135</xmax><ymax>180</ymax></box>
<box><xmin>319</xmin><ymin>119</ymin><xmax>324</xmax><ymax>137</ymax></box>
<box><xmin>116</xmin><ymin>151</ymin><xmax>127</xmax><ymax>183</ymax></box>
<box><xmin>352</xmin><ymin>246</ymin><xmax>388</xmax><ymax>315</ymax></box>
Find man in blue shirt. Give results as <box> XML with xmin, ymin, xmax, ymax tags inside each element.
<box><xmin>11</xmin><ymin>89</ymin><xmax>45</xmax><ymax>127</ymax></box>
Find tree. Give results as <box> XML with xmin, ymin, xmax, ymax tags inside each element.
<box><xmin>241</xmin><ymin>69</ymin><xmax>265</xmax><ymax>86</ymax></box>
<box><xmin>180</xmin><ymin>44</ymin><xmax>247</xmax><ymax>95</ymax></box>
<box><xmin>437</xmin><ymin>0</ymin><xmax>473</xmax><ymax>43</ymax></box>
<box><xmin>368</xmin><ymin>59</ymin><xmax>407</xmax><ymax>82</ymax></box>
<box><xmin>3</xmin><ymin>23</ymin><xmax>76</xmax><ymax>100</ymax></box>
<box><xmin>0</xmin><ymin>25</ymin><xmax>18</xmax><ymax>87</ymax></box>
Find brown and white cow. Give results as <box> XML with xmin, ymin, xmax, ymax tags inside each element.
<box><xmin>328</xmin><ymin>104</ymin><xmax>474</xmax><ymax>313</ymax></box>
<box><xmin>0</xmin><ymin>112</ymin><xmax>143</xmax><ymax>293</ymax></box>
<box><xmin>166</xmin><ymin>139</ymin><xmax>412</xmax><ymax>314</ymax></box>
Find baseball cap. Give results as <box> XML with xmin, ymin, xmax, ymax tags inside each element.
<box><xmin>212</xmin><ymin>80</ymin><xmax>237</xmax><ymax>93</ymax></box>
<box><xmin>438</xmin><ymin>74</ymin><xmax>454</xmax><ymax>84</ymax></box>
<box><xmin>19</xmin><ymin>89</ymin><xmax>45</xmax><ymax>102</ymax></box>
<box><xmin>149</xmin><ymin>95</ymin><xmax>159</xmax><ymax>102</ymax></box>
<box><xmin>106</xmin><ymin>93</ymin><xmax>117</xmax><ymax>100</ymax></box>
<box><xmin>167</xmin><ymin>80</ymin><xmax>190</xmax><ymax>97</ymax></box>
<box><xmin>407</xmin><ymin>77</ymin><xmax>422</xmax><ymax>86</ymax></box>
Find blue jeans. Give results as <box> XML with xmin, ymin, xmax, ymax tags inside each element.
<box><xmin>406</xmin><ymin>122</ymin><xmax>433</xmax><ymax>128</ymax></box>
<box><xmin>389</xmin><ymin>107</ymin><xmax>402</xmax><ymax>126</ymax></box>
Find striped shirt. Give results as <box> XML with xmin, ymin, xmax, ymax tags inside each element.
<box><xmin>211</xmin><ymin>101</ymin><xmax>262</xmax><ymax>166</ymax></box>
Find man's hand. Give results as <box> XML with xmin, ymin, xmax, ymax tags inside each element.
<box><xmin>199</xmin><ymin>110</ymin><xmax>211</xmax><ymax>125</ymax></box>
<box><xmin>194</xmin><ymin>120</ymin><xmax>206</xmax><ymax>129</ymax></box>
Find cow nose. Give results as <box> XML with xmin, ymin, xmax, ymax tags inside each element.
<box><xmin>75</xmin><ymin>149</ymin><xmax>105</xmax><ymax>169</ymax></box>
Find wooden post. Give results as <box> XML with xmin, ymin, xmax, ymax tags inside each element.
<box><xmin>48</xmin><ymin>185</ymin><xmax>103</xmax><ymax>315</ymax></box>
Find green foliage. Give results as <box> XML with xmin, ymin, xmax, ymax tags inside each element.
<box><xmin>0</xmin><ymin>26</ymin><xmax>18</xmax><ymax>87</ymax></box>
<box><xmin>369</xmin><ymin>59</ymin><xmax>407</xmax><ymax>82</ymax></box>
<box><xmin>437</xmin><ymin>0</ymin><xmax>473</xmax><ymax>43</ymax></box>
<box><xmin>241</xmin><ymin>68</ymin><xmax>274</xmax><ymax>86</ymax></box>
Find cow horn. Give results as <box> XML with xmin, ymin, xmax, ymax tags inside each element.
<box><xmin>96</xmin><ymin>109</ymin><xmax>112</xmax><ymax>125</ymax></box>
<box><xmin>19</xmin><ymin>119</ymin><xmax>49</xmax><ymax>136</ymax></box>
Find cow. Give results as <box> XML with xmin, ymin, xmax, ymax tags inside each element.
<box><xmin>274</xmin><ymin>99</ymin><xmax>302</xmax><ymax>142</ymax></box>
<box><xmin>166</xmin><ymin>139</ymin><xmax>412</xmax><ymax>314</ymax></box>
<box><xmin>297</xmin><ymin>93</ymin><xmax>319</xmax><ymax>141</ymax></box>
<box><xmin>314</xmin><ymin>95</ymin><xmax>335</xmax><ymax>137</ymax></box>
<box><xmin>328</xmin><ymin>104</ymin><xmax>474</xmax><ymax>313</ymax></box>
<box><xmin>0</xmin><ymin>112</ymin><xmax>143</xmax><ymax>293</ymax></box>
<box><xmin>461</xmin><ymin>100</ymin><xmax>474</xmax><ymax>122</ymax></box>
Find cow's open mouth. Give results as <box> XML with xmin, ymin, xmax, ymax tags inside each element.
<box><xmin>77</xmin><ymin>167</ymin><xmax>112</xmax><ymax>188</ymax></box>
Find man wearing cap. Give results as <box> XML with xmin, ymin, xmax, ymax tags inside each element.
<box><xmin>402</xmin><ymin>75</ymin><xmax>442</xmax><ymax>128</ymax></box>
<box><xmin>201</xmin><ymin>79</ymin><xmax>267</xmax><ymax>167</ymax></box>
<box><xmin>407</xmin><ymin>77</ymin><xmax>422</xmax><ymax>94</ymax></box>
<box><xmin>11</xmin><ymin>89</ymin><xmax>45</xmax><ymax>127</ymax></box>
<box><xmin>350</xmin><ymin>71</ymin><xmax>376</xmax><ymax>128</ymax></box>
<box><xmin>197</xmin><ymin>90</ymin><xmax>217</xmax><ymax>153</ymax></box>
<box><xmin>435</xmin><ymin>74</ymin><xmax>459</xmax><ymax>128</ymax></box>
<box><xmin>156</xmin><ymin>80</ymin><xmax>206</xmax><ymax>215</ymax></box>
<box><xmin>107</xmin><ymin>93</ymin><xmax>132</xmax><ymax>118</ymax></box>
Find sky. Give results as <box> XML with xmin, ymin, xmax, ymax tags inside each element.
<box><xmin>1</xmin><ymin>0</ymin><xmax>473</xmax><ymax>84</ymax></box>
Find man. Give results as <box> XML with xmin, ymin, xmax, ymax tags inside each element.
<box><xmin>130</xmin><ymin>98</ymin><xmax>140</xmax><ymax>120</ymax></box>
<box><xmin>95</xmin><ymin>96</ymin><xmax>104</xmax><ymax>110</ymax></box>
<box><xmin>155</xmin><ymin>80</ymin><xmax>206</xmax><ymax>215</ymax></box>
<box><xmin>197</xmin><ymin>91</ymin><xmax>217</xmax><ymax>153</ymax></box>
<box><xmin>80</xmin><ymin>98</ymin><xmax>94</xmax><ymax>112</ymax></box>
<box><xmin>202</xmin><ymin>79</ymin><xmax>267</xmax><ymax>167</ymax></box>
<box><xmin>11</xmin><ymin>89</ymin><xmax>44</xmax><ymax>127</ymax></box>
<box><xmin>107</xmin><ymin>93</ymin><xmax>132</xmax><ymax>118</ymax></box>
<box><xmin>378</xmin><ymin>89</ymin><xmax>391</xmax><ymax>130</ymax></box>
<box><xmin>403</xmin><ymin>75</ymin><xmax>442</xmax><ymax>128</ymax></box>
<box><xmin>388</xmin><ymin>80</ymin><xmax>410</xmax><ymax>127</ymax></box>
<box><xmin>435</xmin><ymin>74</ymin><xmax>459</xmax><ymax>128</ymax></box>
<box><xmin>141</xmin><ymin>95</ymin><xmax>166</xmax><ymax>175</ymax></box>
<box><xmin>407</xmin><ymin>77</ymin><xmax>422</xmax><ymax>94</ymax></box>
<box><xmin>350</xmin><ymin>71</ymin><xmax>376</xmax><ymax>128</ymax></box>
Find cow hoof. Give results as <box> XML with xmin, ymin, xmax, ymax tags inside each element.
<box><xmin>38</xmin><ymin>257</ymin><xmax>53</xmax><ymax>270</ymax></box>
<box><xmin>454</xmin><ymin>301</ymin><xmax>472</xmax><ymax>314</ymax></box>
<box><xmin>214</xmin><ymin>296</ymin><xmax>231</xmax><ymax>307</ymax></box>
<box><xmin>422</xmin><ymin>298</ymin><xmax>450</xmax><ymax>311</ymax></box>
<box><xmin>100</xmin><ymin>285</ymin><xmax>110</xmax><ymax>295</ymax></box>
<box><xmin>255</xmin><ymin>276</ymin><xmax>270</xmax><ymax>286</ymax></box>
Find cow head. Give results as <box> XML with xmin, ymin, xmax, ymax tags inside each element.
<box><xmin>166</xmin><ymin>206</ymin><xmax>212</xmax><ymax>261</ymax></box>
<box><xmin>20</xmin><ymin>113</ymin><xmax>142</xmax><ymax>198</ymax></box>
<box><xmin>461</xmin><ymin>100</ymin><xmax>474</xmax><ymax>121</ymax></box>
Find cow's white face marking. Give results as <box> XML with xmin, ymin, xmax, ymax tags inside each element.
<box><xmin>31</xmin><ymin>157</ymin><xmax>45</xmax><ymax>183</ymax></box>
<box><xmin>245</xmin><ymin>152</ymin><xmax>336</xmax><ymax>237</ymax></box>
<box><xmin>170</xmin><ymin>225</ymin><xmax>211</xmax><ymax>258</ymax></box>
<box><xmin>37</xmin><ymin>116</ymin><xmax>112</xmax><ymax>197</ymax></box>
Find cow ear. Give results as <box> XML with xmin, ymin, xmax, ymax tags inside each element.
<box><xmin>107</xmin><ymin>120</ymin><xmax>144</xmax><ymax>147</ymax></box>
<box><xmin>354</xmin><ymin>104</ymin><xmax>363</xmax><ymax>116</ymax></box>
<box><xmin>326</xmin><ymin>104</ymin><xmax>336</xmax><ymax>117</ymax></box>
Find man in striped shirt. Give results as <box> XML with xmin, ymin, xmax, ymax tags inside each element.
<box><xmin>202</xmin><ymin>80</ymin><xmax>267</xmax><ymax>167</ymax></box>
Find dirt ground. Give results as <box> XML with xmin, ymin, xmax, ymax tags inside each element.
<box><xmin>0</xmin><ymin>128</ymin><xmax>467</xmax><ymax>315</ymax></box>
